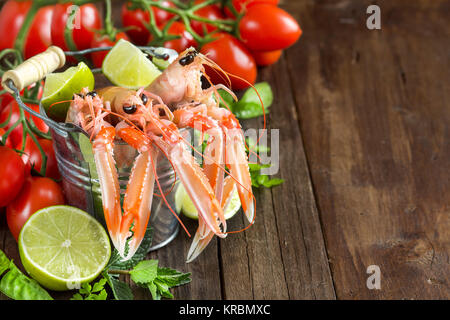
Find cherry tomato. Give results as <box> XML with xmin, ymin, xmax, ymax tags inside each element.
<box><xmin>18</xmin><ymin>137</ymin><xmax>60</xmax><ymax>180</ymax></box>
<box><xmin>0</xmin><ymin>101</ymin><xmax>49</xmax><ymax>147</ymax></box>
<box><xmin>90</xmin><ymin>32</ymin><xmax>130</xmax><ymax>68</ymax></box>
<box><xmin>224</xmin><ymin>0</ymin><xmax>279</xmax><ymax>18</ymax></box>
<box><xmin>6</xmin><ymin>176</ymin><xmax>65</xmax><ymax>241</ymax></box>
<box><xmin>191</xmin><ymin>0</ymin><xmax>226</xmax><ymax>36</ymax></box>
<box><xmin>0</xmin><ymin>1</ymin><xmax>53</xmax><ymax>59</ymax></box>
<box><xmin>163</xmin><ymin>21</ymin><xmax>198</xmax><ymax>53</ymax></box>
<box><xmin>251</xmin><ymin>49</ymin><xmax>282</xmax><ymax>66</ymax></box>
<box><xmin>0</xmin><ymin>128</ymin><xmax>13</xmax><ymax>148</ymax></box>
<box><xmin>239</xmin><ymin>4</ymin><xmax>302</xmax><ymax>51</ymax></box>
<box><xmin>121</xmin><ymin>1</ymin><xmax>176</xmax><ymax>45</ymax></box>
<box><xmin>0</xmin><ymin>146</ymin><xmax>25</xmax><ymax>207</ymax></box>
<box><xmin>51</xmin><ymin>3</ymin><xmax>102</xmax><ymax>51</ymax></box>
<box><xmin>201</xmin><ymin>33</ymin><xmax>257</xmax><ymax>90</ymax></box>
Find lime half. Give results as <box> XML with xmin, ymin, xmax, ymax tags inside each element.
<box><xmin>41</xmin><ymin>62</ymin><xmax>94</xmax><ymax>122</ymax></box>
<box><xmin>175</xmin><ymin>184</ymin><xmax>241</xmax><ymax>220</ymax></box>
<box><xmin>18</xmin><ymin>206</ymin><xmax>111</xmax><ymax>291</ymax></box>
<box><xmin>102</xmin><ymin>39</ymin><xmax>161</xmax><ymax>89</ymax></box>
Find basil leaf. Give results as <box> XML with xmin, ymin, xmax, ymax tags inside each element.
<box><xmin>233</xmin><ymin>82</ymin><xmax>273</xmax><ymax>119</ymax></box>
<box><xmin>0</xmin><ymin>263</ymin><xmax>53</xmax><ymax>300</ymax></box>
<box><xmin>0</xmin><ymin>250</ymin><xmax>9</xmax><ymax>276</ymax></box>
<box><xmin>217</xmin><ymin>89</ymin><xmax>235</xmax><ymax>109</ymax></box>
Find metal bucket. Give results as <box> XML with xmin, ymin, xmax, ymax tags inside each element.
<box><xmin>44</xmin><ymin>104</ymin><xmax>180</xmax><ymax>251</ymax></box>
<box><xmin>2</xmin><ymin>45</ymin><xmax>182</xmax><ymax>252</ymax></box>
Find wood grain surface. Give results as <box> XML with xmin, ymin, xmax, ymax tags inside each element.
<box><xmin>0</xmin><ymin>0</ymin><xmax>448</xmax><ymax>300</ymax></box>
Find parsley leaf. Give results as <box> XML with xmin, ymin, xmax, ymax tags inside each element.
<box><xmin>70</xmin><ymin>278</ymin><xmax>108</xmax><ymax>300</ymax></box>
<box><xmin>249</xmin><ymin>163</ymin><xmax>284</xmax><ymax>188</ymax></box>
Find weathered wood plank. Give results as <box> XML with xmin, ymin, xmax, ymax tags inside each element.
<box><xmin>219</xmin><ymin>48</ymin><xmax>336</xmax><ymax>299</ymax></box>
<box><xmin>287</xmin><ymin>0</ymin><xmax>450</xmax><ymax>299</ymax></box>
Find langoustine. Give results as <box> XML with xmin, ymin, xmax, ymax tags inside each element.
<box><xmin>65</xmin><ymin>48</ymin><xmax>256</xmax><ymax>262</ymax></box>
<box><xmin>147</xmin><ymin>48</ymin><xmax>255</xmax><ymax>262</ymax></box>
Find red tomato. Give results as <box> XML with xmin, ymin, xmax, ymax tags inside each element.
<box><xmin>224</xmin><ymin>0</ymin><xmax>279</xmax><ymax>18</ymax></box>
<box><xmin>201</xmin><ymin>33</ymin><xmax>257</xmax><ymax>90</ymax></box>
<box><xmin>121</xmin><ymin>1</ymin><xmax>176</xmax><ymax>45</ymax></box>
<box><xmin>6</xmin><ymin>176</ymin><xmax>65</xmax><ymax>241</ymax></box>
<box><xmin>0</xmin><ymin>128</ymin><xmax>13</xmax><ymax>148</ymax></box>
<box><xmin>90</xmin><ymin>32</ymin><xmax>130</xmax><ymax>68</ymax></box>
<box><xmin>0</xmin><ymin>101</ymin><xmax>49</xmax><ymax>147</ymax></box>
<box><xmin>51</xmin><ymin>3</ymin><xmax>102</xmax><ymax>51</ymax></box>
<box><xmin>251</xmin><ymin>49</ymin><xmax>282</xmax><ymax>66</ymax></box>
<box><xmin>191</xmin><ymin>0</ymin><xmax>226</xmax><ymax>36</ymax></box>
<box><xmin>164</xmin><ymin>21</ymin><xmax>198</xmax><ymax>53</ymax></box>
<box><xmin>0</xmin><ymin>146</ymin><xmax>25</xmax><ymax>207</ymax></box>
<box><xmin>18</xmin><ymin>137</ymin><xmax>60</xmax><ymax>180</ymax></box>
<box><xmin>0</xmin><ymin>1</ymin><xmax>53</xmax><ymax>59</ymax></box>
<box><xmin>239</xmin><ymin>4</ymin><xmax>302</xmax><ymax>51</ymax></box>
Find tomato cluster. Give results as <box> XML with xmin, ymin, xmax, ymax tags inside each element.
<box><xmin>121</xmin><ymin>0</ymin><xmax>302</xmax><ymax>90</ymax></box>
<box><xmin>0</xmin><ymin>98</ymin><xmax>64</xmax><ymax>241</ymax></box>
<box><xmin>0</xmin><ymin>1</ymin><xmax>300</xmax><ymax>91</ymax></box>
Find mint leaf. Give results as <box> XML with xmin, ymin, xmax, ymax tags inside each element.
<box><xmin>154</xmin><ymin>279</ymin><xmax>173</xmax><ymax>299</ymax></box>
<box><xmin>157</xmin><ymin>267</ymin><xmax>191</xmax><ymax>287</ymax></box>
<box><xmin>128</xmin><ymin>259</ymin><xmax>191</xmax><ymax>300</ymax></box>
<box><xmin>129</xmin><ymin>260</ymin><xmax>158</xmax><ymax>285</ymax></box>
<box><xmin>107</xmin><ymin>226</ymin><xmax>153</xmax><ymax>270</ymax></box>
<box><xmin>103</xmin><ymin>272</ymin><xmax>133</xmax><ymax>300</ymax></box>
<box><xmin>147</xmin><ymin>282</ymin><xmax>160</xmax><ymax>300</ymax></box>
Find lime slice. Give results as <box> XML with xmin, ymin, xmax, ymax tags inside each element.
<box><xmin>41</xmin><ymin>62</ymin><xmax>94</xmax><ymax>122</ymax></box>
<box><xmin>175</xmin><ymin>184</ymin><xmax>241</xmax><ymax>220</ymax></box>
<box><xmin>102</xmin><ymin>39</ymin><xmax>161</xmax><ymax>89</ymax></box>
<box><xmin>18</xmin><ymin>206</ymin><xmax>111</xmax><ymax>291</ymax></box>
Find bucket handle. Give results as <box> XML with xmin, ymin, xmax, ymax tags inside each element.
<box><xmin>1</xmin><ymin>46</ymin><xmax>67</xmax><ymax>134</ymax></box>
<box><xmin>2</xmin><ymin>46</ymin><xmax>65</xmax><ymax>94</ymax></box>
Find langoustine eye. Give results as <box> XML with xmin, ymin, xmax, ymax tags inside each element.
<box><xmin>140</xmin><ymin>93</ymin><xmax>148</xmax><ymax>105</ymax></box>
<box><xmin>179</xmin><ymin>50</ymin><xmax>198</xmax><ymax>66</ymax></box>
<box><xmin>123</xmin><ymin>105</ymin><xmax>137</xmax><ymax>114</ymax></box>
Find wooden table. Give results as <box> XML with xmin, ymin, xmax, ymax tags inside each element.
<box><xmin>1</xmin><ymin>0</ymin><xmax>449</xmax><ymax>300</ymax></box>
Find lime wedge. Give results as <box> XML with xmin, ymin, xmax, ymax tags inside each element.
<box><xmin>102</xmin><ymin>39</ymin><xmax>161</xmax><ymax>89</ymax></box>
<box><xmin>18</xmin><ymin>206</ymin><xmax>111</xmax><ymax>291</ymax></box>
<box><xmin>41</xmin><ymin>62</ymin><xmax>94</xmax><ymax>122</ymax></box>
<box><xmin>175</xmin><ymin>184</ymin><xmax>241</xmax><ymax>220</ymax></box>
